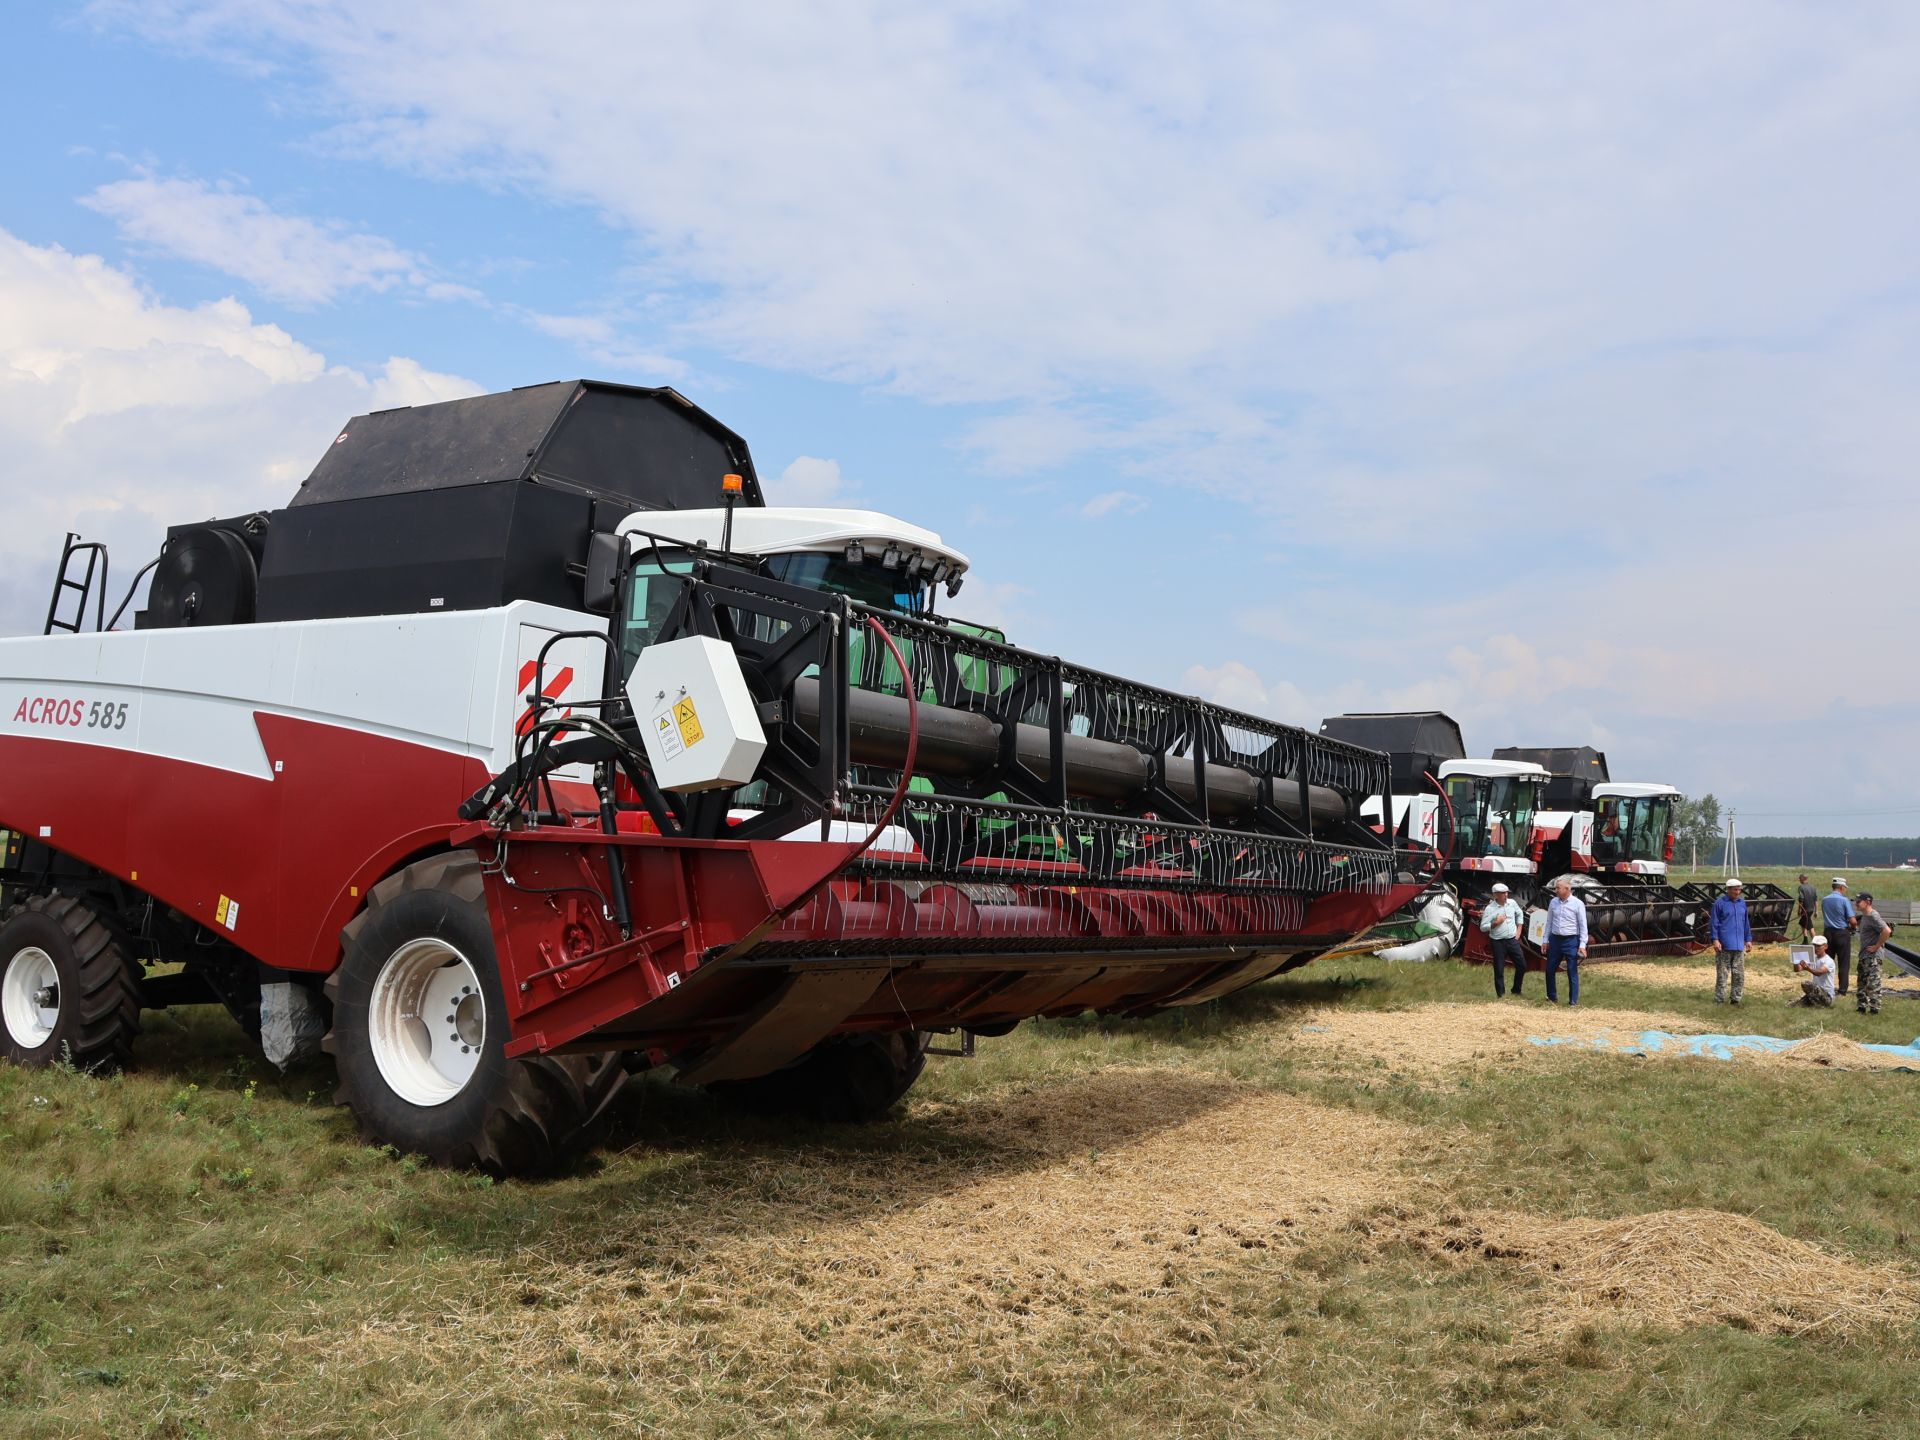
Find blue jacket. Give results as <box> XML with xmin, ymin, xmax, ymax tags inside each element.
<box><xmin>1711</xmin><ymin>894</ymin><xmax>1753</xmax><ymax>951</ymax></box>
<box><xmin>1820</xmin><ymin>892</ymin><xmax>1855</xmax><ymax>929</ymax></box>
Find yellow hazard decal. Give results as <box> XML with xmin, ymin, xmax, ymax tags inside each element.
<box><xmin>674</xmin><ymin>696</ymin><xmax>705</xmax><ymax>748</ymax></box>
<box><xmin>215</xmin><ymin>894</ymin><xmax>240</xmax><ymax>931</ymax></box>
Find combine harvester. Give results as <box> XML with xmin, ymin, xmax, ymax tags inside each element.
<box><xmin>0</xmin><ymin>381</ymin><xmax>1424</xmax><ymax>1173</ymax></box>
<box><xmin>1318</xmin><ymin>713</ymin><xmax>1550</xmax><ymax>962</ymax></box>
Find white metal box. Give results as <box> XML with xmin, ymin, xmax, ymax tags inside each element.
<box><xmin>627</xmin><ymin>635</ymin><xmax>768</xmax><ymax>792</ymax></box>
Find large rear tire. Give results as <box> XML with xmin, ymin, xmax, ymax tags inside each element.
<box><xmin>0</xmin><ymin>895</ymin><xmax>141</xmax><ymax>1074</ymax></box>
<box><xmin>707</xmin><ymin>1029</ymin><xmax>930</xmax><ymax>1123</ymax></box>
<box><xmin>324</xmin><ymin>854</ymin><xmax>626</xmax><ymax>1176</ymax></box>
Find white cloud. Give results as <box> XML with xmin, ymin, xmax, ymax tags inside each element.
<box><xmin>82</xmin><ymin>175</ymin><xmax>451</xmax><ymax>306</ymax></box>
<box><xmin>1079</xmin><ymin>489</ymin><xmax>1147</xmax><ymax>519</ymax></box>
<box><xmin>68</xmin><ymin>2</ymin><xmax>1920</xmax><ymax>828</ymax></box>
<box><xmin>775</xmin><ymin>456</ymin><xmax>852</xmax><ymax>506</ymax></box>
<box><xmin>0</xmin><ymin>227</ymin><xmax>480</xmax><ymax>630</ymax></box>
<box><xmin>518</xmin><ymin>310</ymin><xmax>686</xmax><ymax>380</ymax></box>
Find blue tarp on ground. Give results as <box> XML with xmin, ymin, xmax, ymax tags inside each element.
<box><xmin>1528</xmin><ymin>1030</ymin><xmax>1920</xmax><ymax>1067</ymax></box>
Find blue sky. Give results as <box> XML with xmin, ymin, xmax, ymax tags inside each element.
<box><xmin>3</xmin><ymin>2</ymin><xmax>1918</xmax><ymax>835</ymax></box>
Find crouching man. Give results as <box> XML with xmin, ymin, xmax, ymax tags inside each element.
<box><xmin>1790</xmin><ymin>934</ymin><xmax>1836</xmax><ymax>1008</ymax></box>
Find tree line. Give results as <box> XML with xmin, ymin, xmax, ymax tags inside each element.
<box><xmin>1669</xmin><ymin>795</ymin><xmax>1918</xmax><ymax>868</ymax></box>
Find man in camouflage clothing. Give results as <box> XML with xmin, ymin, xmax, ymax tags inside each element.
<box><xmin>1855</xmin><ymin>892</ymin><xmax>1891</xmax><ymax>1016</ymax></box>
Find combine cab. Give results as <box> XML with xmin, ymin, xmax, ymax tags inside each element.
<box><xmin>0</xmin><ymin>381</ymin><xmax>1423</xmax><ymax>1174</ymax></box>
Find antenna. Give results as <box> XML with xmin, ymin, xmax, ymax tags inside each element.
<box><xmin>1724</xmin><ymin>809</ymin><xmax>1739</xmax><ymax>878</ymax></box>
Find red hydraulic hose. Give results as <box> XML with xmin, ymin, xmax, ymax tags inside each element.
<box><xmin>1426</xmin><ymin>770</ymin><xmax>1455</xmax><ymax>869</ymax></box>
<box><xmin>849</xmin><ymin>614</ymin><xmax>920</xmax><ymax>860</ymax></box>
<box><xmin>708</xmin><ymin>613</ymin><xmax>922</xmax><ymax>966</ymax></box>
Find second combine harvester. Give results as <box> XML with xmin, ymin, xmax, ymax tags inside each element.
<box><xmin>0</xmin><ymin>381</ymin><xmax>1425</xmax><ymax>1174</ymax></box>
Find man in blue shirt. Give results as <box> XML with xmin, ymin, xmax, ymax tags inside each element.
<box><xmin>1820</xmin><ymin>877</ymin><xmax>1857</xmax><ymax>995</ymax></box>
<box><xmin>1711</xmin><ymin>877</ymin><xmax>1754</xmax><ymax>1004</ymax></box>
<box><xmin>1544</xmin><ymin>877</ymin><xmax>1588</xmax><ymax>1006</ymax></box>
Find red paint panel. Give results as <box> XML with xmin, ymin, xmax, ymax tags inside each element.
<box><xmin>0</xmin><ymin>720</ymin><xmax>488</xmax><ymax>973</ymax></box>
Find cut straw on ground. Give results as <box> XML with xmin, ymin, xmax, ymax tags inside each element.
<box><xmin>1371</xmin><ymin>1205</ymin><xmax>1919</xmax><ymax>1338</ymax></box>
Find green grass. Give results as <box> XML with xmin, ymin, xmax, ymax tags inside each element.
<box><xmin>4</xmin><ymin>953</ymin><xmax>1920</xmax><ymax>1438</ymax></box>
<box><xmin>1676</xmin><ymin>861</ymin><xmax>1920</xmax><ymax>905</ymax></box>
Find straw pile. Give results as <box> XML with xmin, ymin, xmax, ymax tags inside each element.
<box><xmin>1282</xmin><ymin>1001</ymin><xmax>1708</xmax><ymax>1078</ymax></box>
<box><xmin>1375</xmin><ymin>1206</ymin><xmax>1918</xmax><ymax>1338</ymax></box>
<box><xmin>1759</xmin><ymin>1031</ymin><xmax>1918</xmax><ymax>1071</ymax></box>
<box><xmin>237</xmin><ymin>1068</ymin><xmax>1419</xmax><ymax>1422</ymax></box>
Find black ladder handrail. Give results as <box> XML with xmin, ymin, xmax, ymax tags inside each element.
<box><xmin>44</xmin><ymin>533</ymin><xmax>109</xmax><ymax>636</ymax></box>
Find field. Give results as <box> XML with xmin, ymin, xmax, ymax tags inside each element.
<box><xmin>6</xmin><ymin>885</ymin><xmax>1920</xmax><ymax>1438</ymax></box>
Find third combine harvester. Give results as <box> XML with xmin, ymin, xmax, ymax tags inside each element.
<box><xmin>0</xmin><ymin>381</ymin><xmax>1425</xmax><ymax>1174</ymax></box>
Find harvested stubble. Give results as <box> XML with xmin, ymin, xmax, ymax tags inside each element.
<box><xmin>224</xmin><ymin>1068</ymin><xmax>1418</xmax><ymax>1426</ymax></box>
<box><xmin>1373</xmin><ymin>1206</ymin><xmax>1919</xmax><ymax>1338</ymax></box>
<box><xmin>1282</xmin><ymin>1001</ymin><xmax>1708</xmax><ymax>1078</ymax></box>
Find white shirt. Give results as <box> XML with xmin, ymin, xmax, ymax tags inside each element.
<box><xmin>1802</xmin><ymin>953</ymin><xmax>1836</xmax><ymax>1000</ymax></box>
<box><xmin>1479</xmin><ymin>898</ymin><xmax>1523</xmax><ymax>940</ymax></box>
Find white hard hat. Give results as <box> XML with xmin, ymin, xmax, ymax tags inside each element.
<box><xmin>1813</xmin><ymin>934</ymin><xmax>1830</xmax><ymax>947</ymax></box>
<box><xmin>1491</xmin><ymin>882</ymin><xmax>1510</xmax><ymax>893</ymax></box>
<box><xmin>1724</xmin><ymin>877</ymin><xmax>1743</xmax><ymax>888</ymax></box>
<box><xmin>1833</xmin><ymin>876</ymin><xmax>1848</xmax><ymax>886</ymax></box>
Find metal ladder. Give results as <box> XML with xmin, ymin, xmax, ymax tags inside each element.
<box><xmin>44</xmin><ymin>532</ymin><xmax>108</xmax><ymax>635</ymax></box>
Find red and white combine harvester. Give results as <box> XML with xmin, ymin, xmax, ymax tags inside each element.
<box><xmin>1319</xmin><ymin>713</ymin><xmax>1547</xmax><ymax>962</ymax></box>
<box><xmin>0</xmin><ymin>381</ymin><xmax>1424</xmax><ymax>1173</ymax></box>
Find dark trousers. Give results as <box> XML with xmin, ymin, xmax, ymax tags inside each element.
<box><xmin>1825</xmin><ymin>926</ymin><xmax>1853</xmax><ymax>994</ymax></box>
<box><xmin>1490</xmin><ymin>935</ymin><xmax>1524</xmax><ymax>996</ymax></box>
<box><xmin>1545</xmin><ymin>934</ymin><xmax>1581</xmax><ymax>1005</ymax></box>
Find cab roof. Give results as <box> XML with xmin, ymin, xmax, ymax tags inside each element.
<box><xmin>614</xmin><ymin>506</ymin><xmax>970</xmax><ymax>576</ymax></box>
<box><xmin>1439</xmin><ymin>758</ymin><xmax>1551</xmax><ymax>781</ymax></box>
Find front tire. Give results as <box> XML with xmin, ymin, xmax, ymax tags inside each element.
<box><xmin>325</xmin><ymin>854</ymin><xmax>626</xmax><ymax>1176</ymax></box>
<box><xmin>0</xmin><ymin>895</ymin><xmax>142</xmax><ymax>1073</ymax></box>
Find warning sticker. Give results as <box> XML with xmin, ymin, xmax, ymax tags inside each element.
<box><xmin>216</xmin><ymin>894</ymin><xmax>240</xmax><ymax>932</ymax></box>
<box><xmin>674</xmin><ymin>696</ymin><xmax>704</xmax><ymax>748</ymax></box>
<box><xmin>652</xmin><ymin>711</ymin><xmax>685</xmax><ymax>760</ymax></box>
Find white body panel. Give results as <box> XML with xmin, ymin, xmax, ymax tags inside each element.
<box><xmin>1592</xmin><ymin>782</ymin><xmax>1681</xmax><ymax>799</ymax></box>
<box><xmin>1361</xmin><ymin>793</ymin><xmax>1440</xmax><ymax>848</ymax></box>
<box><xmin>0</xmin><ymin>602</ymin><xmax>608</xmax><ymax>780</ymax></box>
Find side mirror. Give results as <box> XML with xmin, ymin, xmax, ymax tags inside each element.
<box><xmin>583</xmin><ymin>531</ymin><xmax>625</xmax><ymax>613</ymax></box>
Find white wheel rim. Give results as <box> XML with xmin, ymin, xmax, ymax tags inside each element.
<box><xmin>2</xmin><ymin>946</ymin><xmax>61</xmax><ymax>1050</ymax></box>
<box><xmin>368</xmin><ymin>938</ymin><xmax>486</xmax><ymax>1107</ymax></box>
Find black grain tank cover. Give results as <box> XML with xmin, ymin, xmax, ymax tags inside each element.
<box><xmin>255</xmin><ymin>380</ymin><xmax>759</xmax><ymax>623</ymax></box>
<box><xmin>1492</xmin><ymin>746</ymin><xmax>1609</xmax><ymax>808</ymax></box>
<box><xmin>1318</xmin><ymin>712</ymin><xmax>1464</xmax><ymax>794</ymax></box>
<box><xmin>291</xmin><ymin>380</ymin><xmax>761</xmax><ymax>510</ymax></box>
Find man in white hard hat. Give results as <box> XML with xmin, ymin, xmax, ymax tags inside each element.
<box><xmin>1478</xmin><ymin>882</ymin><xmax>1526</xmax><ymax>998</ymax></box>
<box><xmin>1710</xmin><ymin>877</ymin><xmax>1753</xmax><ymax>1004</ymax></box>
<box><xmin>1820</xmin><ymin>877</ymin><xmax>1857</xmax><ymax>996</ymax></box>
<box><xmin>1790</xmin><ymin>934</ymin><xmax>1836</xmax><ymax>1007</ymax></box>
